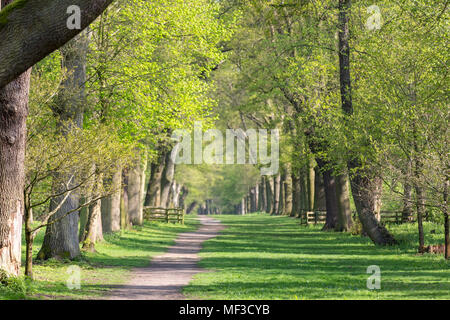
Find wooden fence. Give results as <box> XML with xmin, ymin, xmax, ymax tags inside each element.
<box><xmin>300</xmin><ymin>210</ymin><xmax>405</xmax><ymax>225</ymax></box>
<box><xmin>143</xmin><ymin>207</ymin><xmax>185</xmax><ymax>224</ymax></box>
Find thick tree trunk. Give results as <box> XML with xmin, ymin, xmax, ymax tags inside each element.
<box><xmin>350</xmin><ymin>172</ymin><xmax>396</xmax><ymax>245</ymax></box>
<box><xmin>179</xmin><ymin>186</ymin><xmax>188</xmax><ymax>210</ymax></box>
<box><xmin>101</xmin><ymin>166</ymin><xmax>122</xmax><ymax>233</ymax></box>
<box><xmin>335</xmin><ymin>173</ymin><xmax>353</xmax><ymax>231</ymax></box>
<box><xmin>299</xmin><ymin>171</ymin><xmax>308</xmax><ymax>212</ymax></box>
<box><xmin>314</xmin><ymin>168</ymin><xmax>327</xmax><ymax>211</ymax></box>
<box><xmin>38</xmin><ymin>190</ymin><xmax>82</xmax><ymax>260</ymax></box>
<box><xmin>0</xmin><ymin>67</ymin><xmax>30</xmax><ymax>275</ymax></box>
<box><xmin>254</xmin><ymin>185</ymin><xmax>259</xmax><ymax>212</ymax></box>
<box><xmin>259</xmin><ymin>178</ymin><xmax>267</xmax><ymax>212</ymax></box>
<box><xmin>338</xmin><ymin>0</ymin><xmax>396</xmax><ymax>245</ymax></box>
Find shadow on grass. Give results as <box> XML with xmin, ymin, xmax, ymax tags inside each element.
<box><xmin>184</xmin><ymin>215</ymin><xmax>450</xmax><ymax>300</ymax></box>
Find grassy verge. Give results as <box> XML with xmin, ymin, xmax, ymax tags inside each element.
<box><xmin>0</xmin><ymin>215</ymin><xmax>199</xmax><ymax>300</ymax></box>
<box><xmin>184</xmin><ymin>214</ymin><xmax>450</xmax><ymax>300</ymax></box>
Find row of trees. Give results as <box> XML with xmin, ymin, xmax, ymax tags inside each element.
<box><xmin>0</xmin><ymin>0</ymin><xmax>235</xmax><ymax>277</ymax></box>
<box><xmin>188</xmin><ymin>0</ymin><xmax>448</xmax><ymax>258</ymax></box>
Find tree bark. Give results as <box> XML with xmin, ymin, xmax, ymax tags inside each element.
<box><xmin>128</xmin><ymin>157</ymin><xmax>143</xmax><ymax>226</ymax></box>
<box><xmin>0</xmin><ymin>66</ymin><xmax>30</xmax><ymax>275</ymax></box>
<box><xmin>81</xmin><ymin>175</ymin><xmax>103</xmax><ymax>252</ymax></box>
<box><xmin>272</xmin><ymin>174</ymin><xmax>281</xmax><ymax>215</ymax></box>
<box><xmin>144</xmin><ymin>153</ymin><xmax>165</xmax><ymax>207</ymax></box>
<box><xmin>299</xmin><ymin>171</ymin><xmax>308</xmax><ymax>212</ymax></box>
<box><xmin>0</xmin><ymin>0</ymin><xmax>114</xmax><ymax>88</ymax></box>
<box><xmin>186</xmin><ymin>201</ymin><xmax>197</xmax><ymax>214</ymax></box>
<box><xmin>259</xmin><ymin>178</ymin><xmax>267</xmax><ymax>212</ymax></box>
<box><xmin>279</xmin><ymin>174</ymin><xmax>285</xmax><ymax>215</ymax></box>
<box><xmin>101</xmin><ymin>166</ymin><xmax>122</xmax><ymax>233</ymax></box>
<box><xmin>307</xmin><ymin>158</ymin><xmax>315</xmax><ymax>212</ymax></box>
<box><xmin>444</xmin><ymin>178</ymin><xmax>449</xmax><ymax>259</ymax></box>
<box><xmin>120</xmin><ymin>168</ymin><xmax>129</xmax><ymax>230</ymax></box>
<box><xmin>335</xmin><ymin>173</ymin><xmax>353</xmax><ymax>231</ymax></box>
<box><xmin>266</xmin><ymin>177</ymin><xmax>273</xmax><ymax>213</ymax></box>
<box><xmin>160</xmin><ymin>150</ymin><xmax>176</xmax><ymax>208</ymax></box>
<box><xmin>284</xmin><ymin>168</ymin><xmax>293</xmax><ymax>216</ymax></box>
<box><xmin>318</xmin><ymin>162</ymin><xmax>339</xmax><ymax>231</ymax></box>
<box><xmin>291</xmin><ymin>172</ymin><xmax>301</xmax><ymax>217</ymax></box>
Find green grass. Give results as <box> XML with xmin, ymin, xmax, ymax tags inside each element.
<box><xmin>0</xmin><ymin>216</ymin><xmax>199</xmax><ymax>300</ymax></box>
<box><xmin>184</xmin><ymin>214</ymin><xmax>450</xmax><ymax>300</ymax></box>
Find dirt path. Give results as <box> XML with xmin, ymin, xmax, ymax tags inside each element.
<box><xmin>107</xmin><ymin>216</ymin><xmax>224</xmax><ymax>300</ymax></box>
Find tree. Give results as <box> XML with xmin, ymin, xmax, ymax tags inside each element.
<box><xmin>0</xmin><ymin>0</ymin><xmax>112</xmax><ymax>276</ymax></box>
<box><xmin>337</xmin><ymin>0</ymin><xmax>396</xmax><ymax>245</ymax></box>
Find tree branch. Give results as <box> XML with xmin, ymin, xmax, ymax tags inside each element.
<box><xmin>0</xmin><ymin>0</ymin><xmax>114</xmax><ymax>88</ymax></box>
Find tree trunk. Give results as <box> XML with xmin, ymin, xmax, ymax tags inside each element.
<box><xmin>120</xmin><ymin>168</ymin><xmax>129</xmax><ymax>230</ymax></box>
<box><xmin>335</xmin><ymin>173</ymin><xmax>353</xmax><ymax>231</ymax></box>
<box><xmin>128</xmin><ymin>157</ymin><xmax>143</xmax><ymax>226</ymax></box>
<box><xmin>291</xmin><ymin>173</ymin><xmax>301</xmax><ymax>217</ymax></box>
<box><xmin>272</xmin><ymin>174</ymin><xmax>281</xmax><ymax>215</ymax></box>
<box><xmin>284</xmin><ymin>169</ymin><xmax>293</xmax><ymax>216</ymax></box>
<box><xmin>338</xmin><ymin>0</ymin><xmax>396</xmax><ymax>245</ymax></box>
<box><xmin>101</xmin><ymin>166</ymin><xmax>122</xmax><ymax>233</ymax></box>
<box><xmin>81</xmin><ymin>178</ymin><xmax>103</xmax><ymax>252</ymax></box>
<box><xmin>444</xmin><ymin>178</ymin><xmax>449</xmax><ymax>259</ymax></box>
<box><xmin>160</xmin><ymin>149</ymin><xmax>176</xmax><ymax>208</ymax></box>
<box><xmin>186</xmin><ymin>201</ymin><xmax>197</xmax><ymax>214</ymax></box>
<box><xmin>307</xmin><ymin>158</ymin><xmax>315</xmax><ymax>212</ymax></box>
<box><xmin>319</xmin><ymin>164</ymin><xmax>339</xmax><ymax>231</ymax></box>
<box><xmin>265</xmin><ymin>177</ymin><xmax>273</xmax><ymax>213</ymax></box>
<box><xmin>144</xmin><ymin>153</ymin><xmax>165</xmax><ymax>207</ymax></box>
<box><xmin>38</xmin><ymin>32</ymin><xmax>89</xmax><ymax>260</ymax></box>
<box><xmin>350</xmin><ymin>173</ymin><xmax>396</xmax><ymax>245</ymax></box>
<box><xmin>0</xmin><ymin>67</ymin><xmax>30</xmax><ymax>275</ymax></box>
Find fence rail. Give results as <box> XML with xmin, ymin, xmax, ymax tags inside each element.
<box><xmin>300</xmin><ymin>210</ymin><xmax>406</xmax><ymax>225</ymax></box>
<box><xmin>143</xmin><ymin>207</ymin><xmax>185</xmax><ymax>224</ymax></box>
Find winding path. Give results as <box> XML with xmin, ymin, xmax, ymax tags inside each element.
<box><xmin>107</xmin><ymin>216</ymin><xmax>224</xmax><ymax>300</ymax></box>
